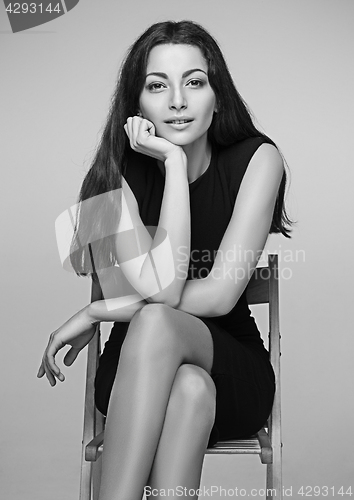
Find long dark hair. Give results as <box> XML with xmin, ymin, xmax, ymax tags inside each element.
<box><xmin>69</xmin><ymin>20</ymin><xmax>293</xmax><ymax>276</ymax></box>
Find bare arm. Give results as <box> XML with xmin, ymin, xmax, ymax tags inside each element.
<box><xmin>111</xmin><ymin>117</ymin><xmax>190</xmax><ymax>307</ymax></box>
<box><xmin>89</xmin><ymin>294</ymin><xmax>147</xmax><ymax>323</ymax></box>
<box><xmin>38</xmin><ymin>117</ymin><xmax>192</xmax><ymax>385</ymax></box>
<box><xmin>174</xmin><ymin>144</ymin><xmax>285</xmax><ymax>317</ymax></box>
<box><xmin>37</xmin><ymin>290</ymin><xmax>150</xmax><ymax>386</ymax></box>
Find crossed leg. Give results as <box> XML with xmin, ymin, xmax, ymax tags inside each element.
<box><xmin>145</xmin><ymin>363</ymin><xmax>216</xmax><ymax>499</ymax></box>
<box><xmin>98</xmin><ymin>303</ymin><xmax>216</xmax><ymax>500</ymax></box>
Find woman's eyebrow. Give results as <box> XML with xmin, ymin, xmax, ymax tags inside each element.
<box><xmin>145</xmin><ymin>68</ymin><xmax>207</xmax><ymax>79</ymax></box>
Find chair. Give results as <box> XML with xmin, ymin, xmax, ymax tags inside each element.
<box><xmin>79</xmin><ymin>254</ymin><xmax>282</xmax><ymax>500</ymax></box>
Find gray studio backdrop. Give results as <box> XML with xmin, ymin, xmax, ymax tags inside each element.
<box><xmin>1</xmin><ymin>0</ymin><xmax>353</xmax><ymax>498</ymax></box>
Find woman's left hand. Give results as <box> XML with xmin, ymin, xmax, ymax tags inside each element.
<box><xmin>37</xmin><ymin>306</ymin><xmax>96</xmax><ymax>386</ymax></box>
<box><xmin>124</xmin><ymin>116</ymin><xmax>183</xmax><ymax>163</ymax></box>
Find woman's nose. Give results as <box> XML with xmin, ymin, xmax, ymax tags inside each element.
<box><xmin>169</xmin><ymin>88</ymin><xmax>187</xmax><ymax>111</ymax></box>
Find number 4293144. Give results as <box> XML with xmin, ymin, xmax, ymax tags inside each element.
<box><xmin>298</xmin><ymin>486</ymin><xmax>352</xmax><ymax>496</ymax></box>
<box><xmin>5</xmin><ymin>3</ymin><xmax>62</xmax><ymax>14</ymax></box>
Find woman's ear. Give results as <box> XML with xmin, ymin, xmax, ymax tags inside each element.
<box><xmin>137</xmin><ymin>110</ymin><xmax>143</xmax><ymax>117</ymax></box>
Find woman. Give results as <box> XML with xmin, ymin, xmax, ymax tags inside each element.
<box><xmin>38</xmin><ymin>20</ymin><xmax>291</xmax><ymax>500</ymax></box>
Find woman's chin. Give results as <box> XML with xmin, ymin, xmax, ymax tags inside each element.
<box><xmin>156</xmin><ymin>134</ymin><xmax>191</xmax><ymax>147</ymax></box>
<box><xmin>158</xmin><ymin>132</ymin><xmax>202</xmax><ymax>148</ymax></box>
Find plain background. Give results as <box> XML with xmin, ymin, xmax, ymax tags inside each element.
<box><xmin>1</xmin><ymin>0</ymin><xmax>353</xmax><ymax>498</ymax></box>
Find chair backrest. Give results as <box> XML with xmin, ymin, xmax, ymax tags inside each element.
<box><xmin>246</xmin><ymin>254</ymin><xmax>281</xmax><ymax>461</ymax></box>
<box><xmin>82</xmin><ymin>254</ymin><xmax>280</xmax><ymax>448</ymax></box>
<box><xmin>81</xmin><ymin>275</ymin><xmax>104</xmax><ymax>459</ymax></box>
<box><xmin>246</xmin><ymin>254</ymin><xmax>280</xmax><ymax>364</ymax></box>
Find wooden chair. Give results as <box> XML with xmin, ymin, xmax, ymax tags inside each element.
<box><xmin>79</xmin><ymin>254</ymin><xmax>282</xmax><ymax>500</ymax></box>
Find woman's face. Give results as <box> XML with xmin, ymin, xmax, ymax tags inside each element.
<box><xmin>139</xmin><ymin>44</ymin><xmax>217</xmax><ymax>147</ymax></box>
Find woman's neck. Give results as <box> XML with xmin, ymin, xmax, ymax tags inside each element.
<box><xmin>182</xmin><ymin>135</ymin><xmax>212</xmax><ymax>184</ymax></box>
<box><xmin>157</xmin><ymin>134</ymin><xmax>212</xmax><ymax>184</ymax></box>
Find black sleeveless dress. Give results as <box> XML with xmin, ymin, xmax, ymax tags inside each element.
<box><xmin>94</xmin><ymin>136</ymin><xmax>276</xmax><ymax>448</ymax></box>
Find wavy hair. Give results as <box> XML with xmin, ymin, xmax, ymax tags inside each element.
<box><xmin>70</xmin><ymin>20</ymin><xmax>293</xmax><ymax>276</ymax></box>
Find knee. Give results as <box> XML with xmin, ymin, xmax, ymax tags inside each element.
<box><xmin>171</xmin><ymin>364</ymin><xmax>216</xmax><ymax>423</ymax></box>
<box><xmin>130</xmin><ymin>303</ymin><xmax>174</xmax><ymax>331</ymax></box>
<box><xmin>121</xmin><ymin>303</ymin><xmax>178</xmax><ymax>360</ymax></box>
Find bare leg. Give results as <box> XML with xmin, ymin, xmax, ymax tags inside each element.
<box><xmin>146</xmin><ymin>364</ymin><xmax>216</xmax><ymax>500</ymax></box>
<box><xmin>98</xmin><ymin>303</ymin><xmax>214</xmax><ymax>500</ymax></box>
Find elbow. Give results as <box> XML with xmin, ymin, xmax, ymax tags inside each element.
<box><xmin>210</xmin><ymin>282</ymin><xmax>242</xmax><ymax>317</ymax></box>
<box><xmin>192</xmin><ymin>297</ymin><xmax>230</xmax><ymax>318</ymax></box>
<box><xmin>215</xmin><ymin>303</ymin><xmax>233</xmax><ymax>317</ymax></box>
<box><xmin>211</xmin><ymin>296</ymin><xmax>236</xmax><ymax>317</ymax></box>
<box><xmin>204</xmin><ymin>283</ymin><xmax>232</xmax><ymax>317</ymax></box>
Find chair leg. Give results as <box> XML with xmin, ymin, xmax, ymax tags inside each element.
<box><xmin>79</xmin><ymin>460</ymin><xmax>92</xmax><ymax>500</ymax></box>
<box><xmin>266</xmin><ymin>445</ymin><xmax>282</xmax><ymax>500</ymax></box>
<box><xmin>92</xmin><ymin>456</ymin><xmax>102</xmax><ymax>500</ymax></box>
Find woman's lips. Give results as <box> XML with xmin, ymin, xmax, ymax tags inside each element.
<box><xmin>164</xmin><ymin>119</ymin><xmax>194</xmax><ymax>129</ymax></box>
<box><xmin>165</xmin><ymin>119</ymin><xmax>193</xmax><ymax>124</ymax></box>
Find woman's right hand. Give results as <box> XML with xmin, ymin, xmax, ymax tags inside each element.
<box><xmin>124</xmin><ymin>116</ymin><xmax>184</xmax><ymax>163</ymax></box>
<box><xmin>37</xmin><ymin>306</ymin><xmax>96</xmax><ymax>386</ymax></box>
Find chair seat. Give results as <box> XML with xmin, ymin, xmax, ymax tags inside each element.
<box><xmin>206</xmin><ymin>428</ymin><xmax>272</xmax><ymax>464</ymax></box>
<box><xmin>85</xmin><ymin>427</ymin><xmax>272</xmax><ymax>465</ymax></box>
<box><xmin>207</xmin><ymin>437</ymin><xmax>260</xmax><ymax>454</ymax></box>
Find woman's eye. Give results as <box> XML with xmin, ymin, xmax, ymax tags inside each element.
<box><xmin>147</xmin><ymin>82</ymin><xmax>165</xmax><ymax>92</ymax></box>
<box><xmin>187</xmin><ymin>79</ymin><xmax>204</xmax><ymax>87</ymax></box>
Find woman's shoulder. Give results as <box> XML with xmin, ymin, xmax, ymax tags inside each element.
<box><xmin>216</xmin><ymin>136</ymin><xmax>279</xmax><ymax>178</ymax></box>
<box><xmin>215</xmin><ymin>136</ymin><xmax>280</xmax><ymax>196</ymax></box>
<box><xmin>217</xmin><ymin>135</ymin><xmax>277</xmax><ymax>164</ymax></box>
